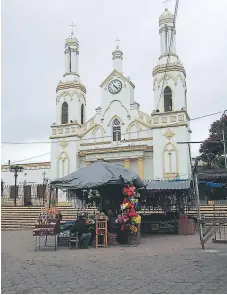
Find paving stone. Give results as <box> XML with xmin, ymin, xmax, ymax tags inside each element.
<box><xmin>1</xmin><ymin>230</ymin><xmax>227</xmax><ymax>294</ymax></box>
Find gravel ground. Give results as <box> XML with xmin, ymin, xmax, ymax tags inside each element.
<box><xmin>1</xmin><ymin>231</ymin><xmax>227</xmax><ymax>294</ymax></box>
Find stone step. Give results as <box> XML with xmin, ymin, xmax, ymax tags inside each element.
<box><xmin>0</xmin><ymin>208</ymin><xmax>97</xmax><ymax>212</ymax></box>
<box><xmin>1</xmin><ymin>218</ymin><xmax>76</xmax><ymax>224</ymax></box>
<box><xmin>1</xmin><ymin>215</ymin><xmax>78</xmax><ymax>219</ymax></box>
<box><xmin>2</xmin><ymin>208</ymin><xmax>227</xmax><ymax>213</ymax></box>
<box><xmin>2</xmin><ymin>206</ymin><xmax>227</xmax><ymax>231</ymax></box>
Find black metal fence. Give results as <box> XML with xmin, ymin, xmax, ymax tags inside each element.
<box><xmin>1</xmin><ymin>184</ymin><xmax>47</xmax><ymax>206</ymax></box>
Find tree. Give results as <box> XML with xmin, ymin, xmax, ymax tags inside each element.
<box><xmin>199</xmin><ymin>113</ymin><xmax>227</xmax><ymax>168</ymax></box>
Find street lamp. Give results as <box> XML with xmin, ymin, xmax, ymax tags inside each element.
<box><xmin>222</xmin><ymin>110</ymin><xmax>227</xmax><ymax>169</ymax></box>
<box><xmin>1</xmin><ymin>179</ymin><xmax>4</xmax><ymax>196</ymax></box>
<box><xmin>9</xmin><ymin>165</ymin><xmax>24</xmax><ymax>206</ymax></box>
<box><xmin>42</xmin><ymin>171</ymin><xmax>48</xmax><ymax>206</ymax></box>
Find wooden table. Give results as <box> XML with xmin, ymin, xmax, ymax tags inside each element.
<box><xmin>33</xmin><ymin>223</ymin><xmax>58</xmax><ymax>251</ymax></box>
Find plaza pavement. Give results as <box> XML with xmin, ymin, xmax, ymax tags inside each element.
<box><xmin>1</xmin><ymin>230</ymin><xmax>227</xmax><ymax>294</ymax></box>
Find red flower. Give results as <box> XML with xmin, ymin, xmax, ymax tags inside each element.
<box><xmin>123</xmin><ymin>198</ymin><xmax>128</xmax><ymax>204</ymax></box>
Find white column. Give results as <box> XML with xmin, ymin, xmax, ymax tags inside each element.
<box><xmin>71</xmin><ymin>51</ymin><xmax>77</xmax><ymax>73</ymax></box>
<box><xmin>113</xmin><ymin>57</ymin><xmax>122</xmax><ymax>73</ymax></box>
<box><xmin>160</xmin><ymin>30</ymin><xmax>164</xmax><ymax>55</ymax></box>
<box><xmin>172</xmin><ymin>33</ymin><xmax>176</xmax><ymax>54</ymax></box>
<box><xmin>75</xmin><ymin>51</ymin><xmax>79</xmax><ymax>74</ymax></box>
<box><xmin>65</xmin><ymin>50</ymin><xmax>70</xmax><ymax>73</ymax></box>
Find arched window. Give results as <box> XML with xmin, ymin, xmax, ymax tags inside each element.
<box><xmin>164</xmin><ymin>86</ymin><xmax>173</xmax><ymax>112</ymax></box>
<box><xmin>61</xmin><ymin>102</ymin><xmax>68</xmax><ymax>124</ymax></box>
<box><xmin>112</xmin><ymin>118</ymin><xmax>121</xmax><ymax>142</ymax></box>
<box><xmin>81</xmin><ymin>104</ymin><xmax>84</xmax><ymax>125</ymax></box>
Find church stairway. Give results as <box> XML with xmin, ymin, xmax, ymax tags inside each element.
<box><xmin>1</xmin><ymin>205</ymin><xmax>227</xmax><ymax>230</ymax></box>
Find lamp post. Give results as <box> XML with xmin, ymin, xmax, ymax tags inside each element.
<box><xmin>222</xmin><ymin>110</ymin><xmax>227</xmax><ymax>168</ymax></box>
<box><xmin>42</xmin><ymin>171</ymin><xmax>48</xmax><ymax>207</ymax></box>
<box><xmin>1</xmin><ymin>179</ymin><xmax>4</xmax><ymax>196</ymax></box>
<box><xmin>9</xmin><ymin>165</ymin><xmax>24</xmax><ymax>206</ymax></box>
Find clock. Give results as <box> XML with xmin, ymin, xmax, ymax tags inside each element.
<box><xmin>108</xmin><ymin>79</ymin><xmax>122</xmax><ymax>94</ymax></box>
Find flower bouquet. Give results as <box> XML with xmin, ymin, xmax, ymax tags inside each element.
<box><xmin>117</xmin><ymin>184</ymin><xmax>141</xmax><ymax>233</ymax></box>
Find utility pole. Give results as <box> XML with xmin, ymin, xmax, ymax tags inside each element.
<box><xmin>9</xmin><ymin>164</ymin><xmax>24</xmax><ymax>206</ymax></box>
<box><xmin>1</xmin><ymin>179</ymin><xmax>4</xmax><ymax>196</ymax></box>
<box><xmin>177</xmin><ymin>140</ymin><xmax>226</xmax><ymax>248</ymax></box>
<box><xmin>222</xmin><ymin>110</ymin><xmax>227</xmax><ymax>168</ymax></box>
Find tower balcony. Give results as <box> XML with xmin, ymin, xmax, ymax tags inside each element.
<box><xmin>136</xmin><ymin>110</ymin><xmax>190</xmax><ymax>129</ymax></box>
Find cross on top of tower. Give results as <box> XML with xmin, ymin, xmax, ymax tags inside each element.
<box><xmin>115</xmin><ymin>37</ymin><xmax>120</xmax><ymax>48</ymax></box>
<box><xmin>162</xmin><ymin>0</ymin><xmax>171</xmax><ymax>10</ymax></box>
<box><xmin>69</xmin><ymin>22</ymin><xmax>76</xmax><ymax>34</ymax></box>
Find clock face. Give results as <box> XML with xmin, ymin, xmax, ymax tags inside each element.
<box><xmin>108</xmin><ymin>79</ymin><xmax>122</xmax><ymax>94</ymax></box>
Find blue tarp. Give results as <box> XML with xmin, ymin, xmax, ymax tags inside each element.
<box><xmin>199</xmin><ymin>181</ymin><xmax>225</xmax><ymax>188</ymax></box>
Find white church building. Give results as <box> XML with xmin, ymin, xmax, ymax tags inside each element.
<box><xmin>2</xmin><ymin>8</ymin><xmax>191</xmax><ymax>187</ymax></box>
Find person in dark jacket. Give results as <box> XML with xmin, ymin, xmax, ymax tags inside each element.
<box><xmin>55</xmin><ymin>209</ymin><xmax>63</xmax><ymax>234</ymax></box>
<box><xmin>71</xmin><ymin>219</ymin><xmax>91</xmax><ymax>249</ymax></box>
<box><xmin>107</xmin><ymin>210</ymin><xmax>118</xmax><ymax>233</ymax></box>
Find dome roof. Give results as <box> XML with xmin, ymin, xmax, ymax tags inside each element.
<box><xmin>159</xmin><ymin>8</ymin><xmax>174</xmax><ymax>23</ymax></box>
<box><xmin>112</xmin><ymin>45</ymin><xmax>123</xmax><ymax>56</ymax></box>
<box><xmin>65</xmin><ymin>32</ymin><xmax>79</xmax><ymax>47</ymax></box>
<box><xmin>112</xmin><ymin>45</ymin><xmax>123</xmax><ymax>60</ymax></box>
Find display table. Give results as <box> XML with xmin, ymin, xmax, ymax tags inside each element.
<box><xmin>33</xmin><ymin>222</ymin><xmax>58</xmax><ymax>251</ymax></box>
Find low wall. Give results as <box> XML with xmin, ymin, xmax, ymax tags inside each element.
<box><xmin>1</xmin><ymin>197</ymin><xmax>72</xmax><ymax>207</ymax></box>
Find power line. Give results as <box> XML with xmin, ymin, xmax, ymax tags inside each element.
<box><xmin>190</xmin><ymin>111</ymin><xmax>222</xmax><ymax>121</ymax></box>
<box><xmin>1</xmin><ymin>109</ymin><xmax>222</xmax><ymax>145</ymax></box>
<box><xmin>4</xmin><ymin>152</ymin><xmax>51</xmax><ymax>165</ymax></box>
<box><xmin>155</xmin><ymin>0</ymin><xmax>180</xmax><ymax>111</ymax></box>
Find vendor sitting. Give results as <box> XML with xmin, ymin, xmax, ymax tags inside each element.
<box><xmin>107</xmin><ymin>210</ymin><xmax>119</xmax><ymax>233</ymax></box>
<box><xmin>71</xmin><ymin>218</ymin><xmax>91</xmax><ymax>249</ymax></box>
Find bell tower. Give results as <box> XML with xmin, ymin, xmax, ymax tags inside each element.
<box><xmin>153</xmin><ymin>8</ymin><xmax>187</xmax><ymax>113</ymax></box>
<box><xmin>152</xmin><ymin>8</ymin><xmax>191</xmax><ymax>180</ymax></box>
<box><xmin>50</xmin><ymin>25</ymin><xmax>86</xmax><ymax>180</ymax></box>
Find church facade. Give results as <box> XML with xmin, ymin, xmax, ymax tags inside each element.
<box><xmin>50</xmin><ymin>8</ymin><xmax>191</xmax><ymax>182</ymax></box>
<box><xmin>1</xmin><ymin>9</ymin><xmax>191</xmax><ymax>187</ymax></box>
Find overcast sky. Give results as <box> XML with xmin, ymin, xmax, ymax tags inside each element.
<box><xmin>1</xmin><ymin>0</ymin><xmax>227</xmax><ymax>164</ymax></box>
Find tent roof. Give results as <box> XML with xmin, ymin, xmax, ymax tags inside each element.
<box><xmin>144</xmin><ymin>179</ymin><xmax>191</xmax><ymax>190</ymax></box>
<box><xmin>50</xmin><ymin>161</ymin><xmax>144</xmax><ymax>189</ymax></box>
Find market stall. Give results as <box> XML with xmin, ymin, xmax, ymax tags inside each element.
<box><xmin>140</xmin><ymin>179</ymin><xmax>195</xmax><ymax>234</ymax></box>
<box><xmin>50</xmin><ymin>162</ymin><xmax>144</xmax><ymax>247</ymax></box>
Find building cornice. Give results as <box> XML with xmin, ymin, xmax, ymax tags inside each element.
<box><xmin>50</xmin><ymin>122</ymin><xmax>81</xmax><ymax>128</ymax></box>
<box><xmin>78</xmin><ymin>145</ymin><xmax>153</xmax><ymax>157</ymax></box>
<box><xmin>100</xmin><ymin>69</ymin><xmax>135</xmax><ymax>89</ymax></box>
<box><xmin>136</xmin><ymin>118</ymin><xmax>188</xmax><ymax>129</ymax></box>
<box><xmin>50</xmin><ymin>118</ymin><xmax>97</xmax><ymax>140</ymax></box>
<box><xmin>63</xmin><ymin>72</ymin><xmax>80</xmax><ymax>77</ymax></box>
<box><xmin>79</xmin><ymin>137</ymin><xmax>153</xmax><ymax>147</ymax></box>
<box><xmin>80</xmin><ymin>141</ymin><xmax>111</xmax><ymax>147</ymax></box>
<box><xmin>158</xmin><ymin>53</ymin><xmax>178</xmax><ymax>60</ymax></box>
<box><xmin>56</xmin><ymin>81</ymin><xmax>86</xmax><ymax>94</ymax></box>
<box><xmin>122</xmin><ymin>137</ymin><xmax>153</xmax><ymax>143</ymax></box>
<box><xmin>159</xmin><ymin>18</ymin><xmax>174</xmax><ymax>26</ymax></box>
<box><xmin>153</xmin><ymin>110</ymin><xmax>190</xmax><ymax>121</ymax></box>
<box><xmin>152</xmin><ymin>62</ymin><xmax>186</xmax><ymax>77</ymax></box>
<box><xmin>1</xmin><ymin>161</ymin><xmax>51</xmax><ymax>171</ymax></box>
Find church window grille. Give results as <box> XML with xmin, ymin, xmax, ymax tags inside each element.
<box><xmin>81</xmin><ymin>104</ymin><xmax>84</xmax><ymax>125</ymax></box>
<box><xmin>164</xmin><ymin>86</ymin><xmax>173</xmax><ymax>112</ymax></box>
<box><xmin>112</xmin><ymin>118</ymin><xmax>121</xmax><ymax>142</ymax></box>
<box><xmin>61</xmin><ymin>102</ymin><xmax>68</xmax><ymax>124</ymax></box>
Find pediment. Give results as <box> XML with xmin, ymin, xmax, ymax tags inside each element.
<box><xmin>100</xmin><ymin>69</ymin><xmax>135</xmax><ymax>89</ymax></box>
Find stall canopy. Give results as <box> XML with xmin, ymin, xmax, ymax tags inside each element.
<box><xmin>50</xmin><ymin>161</ymin><xmax>145</xmax><ymax>189</ymax></box>
<box><xmin>145</xmin><ymin>179</ymin><xmax>191</xmax><ymax>190</ymax></box>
